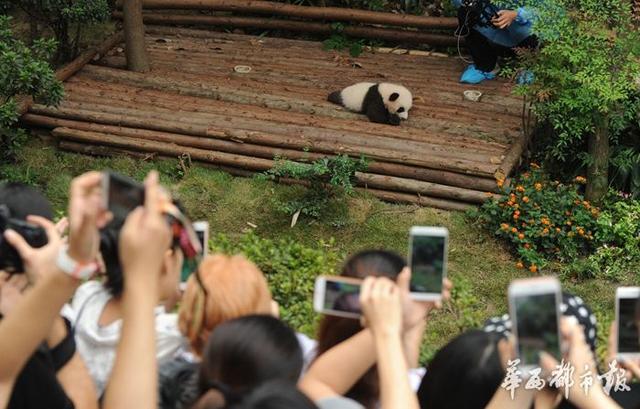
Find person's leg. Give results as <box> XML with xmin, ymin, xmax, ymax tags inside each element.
<box><xmin>465</xmin><ymin>29</ymin><xmax>499</xmax><ymax>72</ymax></box>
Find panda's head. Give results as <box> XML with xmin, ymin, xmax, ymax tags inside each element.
<box><xmin>379</xmin><ymin>83</ymin><xmax>413</xmax><ymax>120</ymax></box>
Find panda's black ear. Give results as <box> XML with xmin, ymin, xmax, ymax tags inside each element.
<box><xmin>389</xmin><ymin>92</ymin><xmax>400</xmax><ymax>102</ymax></box>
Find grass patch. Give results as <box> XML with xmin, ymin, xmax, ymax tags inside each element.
<box><xmin>1</xmin><ymin>141</ymin><xmax>627</xmax><ymax>364</ymax></box>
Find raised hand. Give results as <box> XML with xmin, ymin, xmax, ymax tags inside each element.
<box><xmin>3</xmin><ymin>215</ymin><xmax>62</xmax><ymax>282</ymax></box>
<box><xmin>397</xmin><ymin>267</ymin><xmax>452</xmax><ymax>331</ymax></box>
<box><xmin>118</xmin><ymin>171</ymin><xmax>171</xmax><ymax>286</ymax></box>
<box><xmin>68</xmin><ymin>171</ymin><xmax>112</xmax><ymax>264</ymax></box>
<box><xmin>360</xmin><ymin>276</ymin><xmax>403</xmax><ymax>337</ymax></box>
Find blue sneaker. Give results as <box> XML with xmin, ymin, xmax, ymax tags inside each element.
<box><xmin>517</xmin><ymin>70</ymin><xmax>535</xmax><ymax>85</ymax></box>
<box><xmin>460</xmin><ymin>65</ymin><xmax>496</xmax><ymax>84</ymax></box>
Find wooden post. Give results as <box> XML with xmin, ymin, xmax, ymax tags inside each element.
<box><xmin>585</xmin><ymin>116</ymin><xmax>609</xmax><ymax>204</ymax></box>
<box><xmin>122</xmin><ymin>0</ymin><xmax>150</xmax><ymax>72</ymax></box>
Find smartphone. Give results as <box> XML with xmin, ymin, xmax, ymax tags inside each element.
<box><xmin>102</xmin><ymin>172</ymin><xmax>145</xmax><ymax>224</ymax></box>
<box><xmin>408</xmin><ymin>226</ymin><xmax>448</xmax><ymax>301</ymax></box>
<box><xmin>508</xmin><ymin>277</ymin><xmax>562</xmax><ymax>372</ymax></box>
<box><xmin>616</xmin><ymin>287</ymin><xmax>640</xmax><ymax>361</ymax></box>
<box><xmin>193</xmin><ymin>221</ymin><xmax>209</xmax><ymax>257</ymax></box>
<box><xmin>313</xmin><ymin>276</ymin><xmax>363</xmax><ymax>319</ymax></box>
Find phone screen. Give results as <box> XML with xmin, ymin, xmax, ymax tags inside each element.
<box><xmin>195</xmin><ymin>230</ymin><xmax>206</xmax><ymax>255</ymax></box>
<box><xmin>410</xmin><ymin>235</ymin><xmax>445</xmax><ymax>294</ymax></box>
<box><xmin>108</xmin><ymin>174</ymin><xmax>144</xmax><ymax>223</ymax></box>
<box><xmin>618</xmin><ymin>297</ymin><xmax>640</xmax><ymax>353</ymax></box>
<box><xmin>324</xmin><ymin>280</ymin><xmax>361</xmax><ymax>316</ymax></box>
<box><xmin>514</xmin><ymin>293</ymin><xmax>561</xmax><ymax>365</ymax></box>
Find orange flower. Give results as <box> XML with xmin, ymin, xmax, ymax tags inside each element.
<box><xmin>516</xmin><ymin>261</ymin><xmax>524</xmax><ymax>269</ymax></box>
<box><xmin>518</xmin><ymin>233</ymin><xmax>525</xmax><ymax>240</ymax></box>
<box><xmin>541</xmin><ymin>218</ymin><xmax>550</xmax><ymax>225</ymax></box>
<box><xmin>501</xmin><ymin>223</ymin><xmax>509</xmax><ymax>230</ymax></box>
<box><xmin>578</xmin><ymin>228</ymin><xmax>585</xmax><ymax>236</ymax></box>
<box><xmin>516</xmin><ymin>185</ymin><xmax>525</xmax><ymax>193</ymax></box>
<box><xmin>534</xmin><ymin>183</ymin><xmax>542</xmax><ymax>191</ymax></box>
<box><xmin>513</xmin><ymin>214</ymin><xmax>520</xmax><ymax>220</ymax></box>
<box><xmin>507</xmin><ymin>200</ymin><xmax>514</xmax><ymax>207</ymax></box>
<box><xmin>556</xmin><ymin>227</ymin><xmax>561</xmax><ymax>233</ymax></box>
<box><xmin>574</xmin><ymin>176</ymin><xmax>587</xmax><ymax>184</ymax></box>
<box><xmin>566</xmin><ymin>220</ymin><xmax>572</xmax><ymax>226</ymax></box>
<box><xmin>529</xmin><ymin>265</ymin><xmax>538</xmax><ymax>273</ymax></box>
<box><xmin>497</xmin><ymin>180</ymin><xmax>504</xmax><ymax>188</ymax></box>
<box><xmin>511</xmin><ymin>227</ymin><xmax>518</xmax><ymax>233</ymax></box>
<box><xmin>524</xmin><ymin>243</ymin><xmax>531</xmax><ymax>249</ymax></box>
<box><xmin>530</xmin><ymin>163</ymin><xmax>540</xmax><ymax>169</ymax></box>
<box><xmin>522</xmin><ymin>196</ymin><xmax>529</xmax><ymax>203</ymax></box>
<box><xmin>542</xmin><ymin>228</ymin><xmax>549</xmax><ymax>235</ymax></box>
<box><xmin>514</xmin><ymin>210</ymin><xmax>521</xmax><ymax>216</ymax></box>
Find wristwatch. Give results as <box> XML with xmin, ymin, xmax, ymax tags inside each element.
<box><xmin>56</xmin><ymin>246</ymin><xmax>99</xmax><ymax>280</ymax></box>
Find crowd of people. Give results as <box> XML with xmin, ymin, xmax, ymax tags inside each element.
<box><xmin>0</xmin><ymin>170</ymin><xmax>639</xmax><ymax>409</ymax></box>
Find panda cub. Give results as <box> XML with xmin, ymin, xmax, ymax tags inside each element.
<box><xmin>328</xmin><ymin>82</ymin><xmax>413</xmax><ymax>126</ymax></box>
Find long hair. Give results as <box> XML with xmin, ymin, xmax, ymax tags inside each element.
<box><xmin>315</xmin><ymin>250</ymin><xmax>406</xmax><ymax>409</ymax></box>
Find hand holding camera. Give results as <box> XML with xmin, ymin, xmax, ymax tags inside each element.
<box><xmin>118</xmin><ymin>171</ymin><xmax>172</xmax><ymax>288</ymax></box>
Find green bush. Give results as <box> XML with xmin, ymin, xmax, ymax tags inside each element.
<box><xmin>1</xmin><ymin>16</ymin><xmax>63</xmax><ymax>166</ymax></box>
<box><xmin>262</xmin><ymin>154</ymin><xmax>369</xmax><ymax>221</ymax></box>
<box><xmin>15</xmin><ymin>0</ymin><xmax>110</xmax><ymax>62</ymax></box>
<box><xmin>566</xmin><ymin>196</ymin><xmax>640</xmax><ymax>280</ymax></box>
<box><xmin>211</xmin><ymin>231</ymin><xmax>342</xmax><ymax>335</ymax></box>
<box><xmin>472</xmin><ymin>166</ymin><xmax>599</xmax><ymax>271</ymax></box>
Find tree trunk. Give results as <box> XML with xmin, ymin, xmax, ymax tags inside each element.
<box><xmin>585</xmin><ymin>116</ymin><xmax>609</xmax><ymax>204</ymax></box>
<box><xmin>122</xmin><ymin>0</ymin><xmax>150</xmax><ymax>72</ymax></box>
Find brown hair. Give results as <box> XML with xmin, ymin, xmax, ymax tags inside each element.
<box><xmin>315</xmin><ymin>250</ymin><xmax>406</xmax><ymax>409</ymax></box>
<box><xmin>178</xmin><ymin>254</ymin><xmax>273</xmax><ymax>356</ymax></box>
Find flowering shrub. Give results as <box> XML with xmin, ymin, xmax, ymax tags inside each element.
<box><xmin>473</xmin><ymin>165</ymin><xmax>599</xmax><ymax>271</ymax></box>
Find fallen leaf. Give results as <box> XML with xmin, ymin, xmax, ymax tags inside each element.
<box><xmin>291</xmin><ymin>209</ymin><xmax>301</xmax><ymax>228</ymax></box>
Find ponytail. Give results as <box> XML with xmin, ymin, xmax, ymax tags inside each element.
<box><xmin>192</xmin><ymin>381</ymin><xmax>241</xmax><ymax>409</ymax></box>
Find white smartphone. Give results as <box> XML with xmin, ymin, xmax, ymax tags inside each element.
<box><xmin>616</xmin><ymin>287</ymin><xmax>640</xmax><ymax>361</ymax></box>
<box><xmin>408</xmin><ymin>226</ymin><xmax>448</xmax><ymax>301</ymax></box>
<box><xmin>192</xmin><ymin>221</ymin><xmax>209</xmax><ymax>257</ymax></box>
<box><xmin>508</xmin><ymin>277</ymin><xmax>562</xmax><ymax>373</ymax></box>
<box><xmin>313</xmin><ymin>276</ymin><xmax>363</xmax><ymax>319</ymax></box>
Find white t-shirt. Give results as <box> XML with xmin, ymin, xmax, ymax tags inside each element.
<box><xmin>64</xmin><ymin>281</ymin><xmax>187</xmax><ymax>396</ymax></box>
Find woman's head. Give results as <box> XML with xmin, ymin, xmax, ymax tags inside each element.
<box><xmin>418</xmin><ymin>330</ymin><xmax>505</xmax><ymax>409</ymax></box>
<box><xmin>193</xmin><ymin>380</ymin><xmax>317</xmax><ymax>409</ymax></box>
<box><xmin>315</xmin><ymin>250</ymin><xmax>406</xmax><ymax>408</ymax></box>
<box><xmin>100</xmin><ymin>227</ymin><xmax>183</xmax><ymax>301</ymax></box>
<box><xmin>197</xmin><ymin>315</ymin><xmax>303</xmax><ymax>401</ymax></box>
<box><xmin>178</xmin><ymin>254</ymin><xmax>273</xmax><ymax>355</ymax></box>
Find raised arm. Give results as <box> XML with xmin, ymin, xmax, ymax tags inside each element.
<box><xmin>360</xmin><ymin>277</ymin><xmax>419</xmax><ymax>409</ymax></box>
<box><xmin>102</xmin><ymin>171</ymin><xmax>171</xmax><ymax>409</ymax></box>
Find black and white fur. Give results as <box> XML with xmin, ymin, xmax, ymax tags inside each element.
<box><xmin>327</xmin><ymin>82</ymin><xmax>413</xmax><ymax>126</ymax></box>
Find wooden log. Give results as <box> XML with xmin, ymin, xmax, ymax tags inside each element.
<box><xmin>16</xmin><ymin>31</ymin><xmax>124</xmax><ymax>117</ymax></box>
<box><xmin>58</xmin><ymin>140</ymin><xmax>471</xmax><ymax>211</ymax></box>
<box><xmin>32</xmin><ymin>103</ymin><xmax>499</xmax><ymax>176</ymax></box>
<box><xmin>355</xmin><ymin>187</ymin><xmax>473</xmax><ymax>211</ymax></box>
<box><xmin>23</xmin><ymin>114</ymin><xmax>500</xmax><ymax>192</ymax></box>
<box><xmin>355</xmin><ymin>172</ymin><xmax>495</xmax><ymax>203</ymax></box>
<box><xmin>115</xmin><ymin>0</ymin><xmax>458</xmax><ymax>30</ymax></box>
<box><xmin>51</xmin><ymin>127</ymin><xmax>492</xmax><ymax>203</ymax></box>
<box><xmin>111</xmin><ymin>12</ymin><xmax>458</xmax><ymax>46</ymax></box>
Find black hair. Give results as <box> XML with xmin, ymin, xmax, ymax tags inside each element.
<box><xmin>341</xmin><ymin>249</ymin><xmax>406</xmax><ymax>280</ymax></box>
<box><xmin>100</xmin><ymin>199</ymin><xmax>187</xmax><ymax>298</ymax></box>
<box><xmin>418</xmin><ymin>330</ymin><xmax>505</xmax><ymax>409</ymax></box>
<box><xmin>193</xmin><ymin>381</ymin><xmax>317</xmax><ymax>409</ymax></box>
<box><xmin>316</xmin><ymin>249</ymin><xmax>406</xmax><ymax>409</ymax></box>
<box><xmin>0</xmin><ymin>182</ymin><xmax>53</xmax><ymax>221</ymax></box>
<box><xmin>197</xmin><ymin>315</ymin><xmax>303</xmax><ymax>401</ymax></box>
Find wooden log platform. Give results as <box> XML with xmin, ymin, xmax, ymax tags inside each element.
<box><xmin>22</xmin><ymin>25</ymin><xmax>528</xmax><ymax>211</ymax></box>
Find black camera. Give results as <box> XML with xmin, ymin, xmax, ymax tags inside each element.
<box><xmin>0</xmin><ymin>205</ymin><xmax>48</xmax><ymax>273</ymax></box>
<box><xmin>459</xmin><ymin>0</ymin><xmax>500</xmax><ymax>28</ymax></box>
